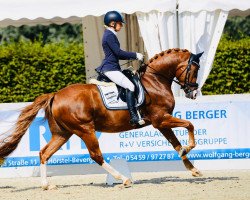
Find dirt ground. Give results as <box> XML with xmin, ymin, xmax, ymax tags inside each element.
<box><xmin>0</xmin><ymin>170</ymin><xmax>249</xmax><ymax>200</ymax></box>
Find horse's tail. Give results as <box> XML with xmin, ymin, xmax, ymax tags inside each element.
<box><xmin>0</xmin><ymin>93</ymin><xmax>55</xmax><ymax>161</ymax></box>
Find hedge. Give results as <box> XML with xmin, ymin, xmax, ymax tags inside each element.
<box><xmin>202</xmin><ymin>37</ymin><xmax>250</xmax><ymax>95</ymax></box>
<box><xmin>0</xmin><ymin>40</ymin><xmax>85</xmax><ymax>102</ymax></box>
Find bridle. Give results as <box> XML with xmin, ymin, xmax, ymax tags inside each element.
<box><xmin>173</xmin><ymin>59</ymin><xmax>200</xmax><ymax>94</ymax></box>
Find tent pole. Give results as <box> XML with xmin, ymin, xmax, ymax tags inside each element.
<box><xmin>176</xmin><ymin>0</ymin><xmax>180</xmax><ymax>48</ymax></box>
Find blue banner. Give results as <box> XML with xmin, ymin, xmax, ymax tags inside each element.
<box><xmin>1</xmin><ymin>148</ymin><xmax>250</xmax><ymax>168</ymax></box>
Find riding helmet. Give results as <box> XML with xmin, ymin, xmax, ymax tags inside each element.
<box><xmin>104</xmin><ymin>11</ymin><xmax>125</xmax><ymax>26</ymax></box>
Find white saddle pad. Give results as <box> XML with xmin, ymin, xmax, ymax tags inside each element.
<box><xmin>97</xmin><ymin>84</ymin><xmax>145</xmax><ymax>110</ymax></box>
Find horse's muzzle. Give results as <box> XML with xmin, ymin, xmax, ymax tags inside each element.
<box><xmin>185</xmin><ymin>89</ymin><xmax>197</xmax><ymax>100</ymax></box>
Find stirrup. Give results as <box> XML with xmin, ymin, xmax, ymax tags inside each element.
<box><xmin>138</xmin><ymin>118</ymin><xmax>145</xmax><ymax>125</ymax></box>
<box><xmin>130</xmin><ymin>118</ymin><xmax>145</xmax><ymax>126</ymax></box>
<box><xmin>137</xmin><ymin>110</ymin><xmax>145</xmax><ymax>125</ymax></box>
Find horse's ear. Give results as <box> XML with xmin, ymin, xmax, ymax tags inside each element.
<box><xmin>189</xmin><ymin>51</ymin><xmax>204</xmax><ymax>64</ymax></box>
<box><xmin>197</xmin><ymin>51</ymin><xmax>204</xmax><ymax>59</ymax></box>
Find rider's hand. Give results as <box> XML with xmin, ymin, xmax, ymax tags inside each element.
<box><xmin>136</xmin><ymin>53</ymin><xmax>144</xmax><ymax>61</ymax></box>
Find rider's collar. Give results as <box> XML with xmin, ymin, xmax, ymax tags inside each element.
<box><xmin>107</xmin><ymin>27</ymin><xmax>117</xmax><ymax>35</ymax></box>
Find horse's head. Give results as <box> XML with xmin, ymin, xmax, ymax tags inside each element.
<box><xmin>175</xmin><ymin>52</ymin><xmax>203</xmax><ymax>99</ymax></box>
<box><xmin>141</xmin><ymin>49</ymin><xmax>203</xmax><ymax>100</ymax></box>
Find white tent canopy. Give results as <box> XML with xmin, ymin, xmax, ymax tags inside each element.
<box><xmin>0</xmin><ymin>0</ymin><xmax>176</xmax><ymax>21</ymax></box>
<box><xmin>0</xmin><ymin>0</ymin><xmax>249</xmax><ymax>96</ymax></box>
<box><xmin>178</xmin><ymin>0</ymin><xmax>250</xmax><ymax>13</ymax></box>
<box><xmin>0</xmin><ymin>0</ymin><xmax>249</xmax><ymax>26</ymax></box>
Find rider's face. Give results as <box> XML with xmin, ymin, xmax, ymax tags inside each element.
<box><xmin>115</xmin><ymin>22</ymin><xmax>123</xmax><ymax>32</ymax></box>
<box><xmin>110</xmin><ymin>21</ymin><xmax>123</xmax><ymax>32</ymax></box>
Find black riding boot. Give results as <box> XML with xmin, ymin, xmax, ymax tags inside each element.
<box><xmin>126</xmin><ymin>89</ymin><xmax>144</xmax><ymax>125</ymax></box>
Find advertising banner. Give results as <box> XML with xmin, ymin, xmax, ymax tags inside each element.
<box><xmin>0</xmin><ymin>94</ymin><xmax>249</xmax><ymax>176</ymax></box>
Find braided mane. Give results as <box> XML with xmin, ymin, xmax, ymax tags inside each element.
<box><xmin>147</xmin><ymin>48</ymin><xmax>189</xmax><ymax>64</ymax></box>
<box><xmin>138</xmin><ymin>48</ymin><xmax>190</xmax><ymax>75</ymax></box>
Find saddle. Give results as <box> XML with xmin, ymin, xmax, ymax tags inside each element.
<box><xmin>97</xmin><ymin>70</ymin><xmax>141</xmax><ymax>102</ymax></box>
<box><xmin>91</xmin><ymin>69</ymin><xmax>145</xmax><ymax>110</ymax></box>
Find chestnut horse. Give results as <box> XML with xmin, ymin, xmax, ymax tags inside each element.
<box><xmin>0</xmin><ymin>48</ymin><xmax>203</xmax><ymax>189</ymax></box>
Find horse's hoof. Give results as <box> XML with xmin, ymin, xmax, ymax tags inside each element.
<box><xmin>42</xmin><ymin>185</ymin><xmax>49</xmax><ymax>190</ymax></box>
<box><xmin>123</xmin><ymin>179</ymin><xmax>133</xmax><ymax>188</ymax></box>
<box><xmin>0</xmin><ymin>158</ymin><xmax>5</xmax><ymax>166</ymax></box>
<box><xmin>42</xmin><ymin>184</ymin><xmax>57</xmax><ymax>190</ymax></box>
<box><xmin>191</xmin><ymin>168</ymin><xmax>203</xmax><ymax>177</ymax></box>
<box><xmin>48</xmin><ymin>185</ymin><xmax>58</xmax><ymax>190</ymax></box>
<box><xmin>42</xmin><ymin>184</ymin><xmax>58</xmax><ymax>190</ymax></box>
<box><xmin>179</xmin><ymin>147</ymin><xmax>187</xmax><ymax>157</ymax></box>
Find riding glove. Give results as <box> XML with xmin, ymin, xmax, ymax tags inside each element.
<box><xmin>136</xmin><ymin>53</ymin><xmax>144</xmax><ymax>61</ymax></box>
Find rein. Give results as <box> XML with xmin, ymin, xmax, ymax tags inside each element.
<box><xmin>89</xmin><ymin>61</ymin><xmax>133</xmax><ymax>80</ymax></box>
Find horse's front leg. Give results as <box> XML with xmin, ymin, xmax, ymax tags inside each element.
<box><xmin>158</xmin><ymin>113</ymin><xmax>196</xmax><ymax>155</ymax></box>
<box><xmin>158</xmin><ymin>127</ymin><xmax>202</xmax><ymax>177</ymax></box>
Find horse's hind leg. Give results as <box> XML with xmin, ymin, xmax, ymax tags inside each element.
<box><xmin>39</xmin><ymin>119</ymin><xmax>72</xmax><ymax>190</ymax></box>
<box><xmin>78</xmin><ymin>128</ymin><xmax>132</xmax><ymax>187</ymax></box>
<box><xmin>158</xmin><ymin>127</ymin><xmax>202</xmax><ymax>177</ymax></box>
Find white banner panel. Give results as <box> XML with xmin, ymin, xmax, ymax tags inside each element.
<box><xmin>0</xmin><ymin>94</ymin><xmax>249</xmax><ymax>178</ymax></box>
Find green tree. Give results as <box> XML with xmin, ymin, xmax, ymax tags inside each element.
<box><xmin>223</xmin><ymin>16</ymin><xmax>250</xmax><ymax>40</ymax></box>
<box><xmin>0</xmin><ymin>23</ymin><xmax>83</xmax><ymax>44</ymax></box>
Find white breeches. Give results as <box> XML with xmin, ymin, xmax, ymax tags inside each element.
<box><xmin>104</xmin><ymin>71</ymin><xmax>135</xmax><ymax>92</ymax></box>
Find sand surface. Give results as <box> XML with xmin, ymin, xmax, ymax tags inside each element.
<box><xmin>0</xmin><ymin>170</ymin><xmax>249</xmax><ymax>200</ymax></box>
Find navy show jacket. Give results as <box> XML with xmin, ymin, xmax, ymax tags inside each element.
<box><xmin>96</xmin><ymin>29</ymin><xmax>137</xmax><ymax>73</ymax></box>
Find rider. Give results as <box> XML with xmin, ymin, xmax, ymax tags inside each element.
<box><xmin>96</xmin><ymin>10</ymin><xmax>145</xmax><ymax>126</ymax></box>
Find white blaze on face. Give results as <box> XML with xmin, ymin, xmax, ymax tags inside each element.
<box><xmin>185</xmin><ymin>90</ymin><xmax>198</xmax><ymax>99</ymax></box>
<box><xmin>192</xmin><ymin>90</ymin><xmax>198</xmax><ymax>99</ymax></box>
